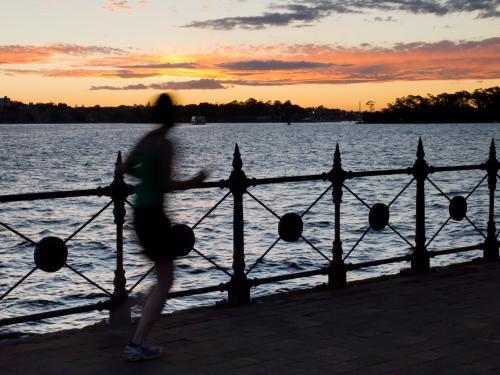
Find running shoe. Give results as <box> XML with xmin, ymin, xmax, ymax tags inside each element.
<box><xmin>123</xmin><ymin>342</ymin><xmax>162</xmax><ymax>361</ymax></box>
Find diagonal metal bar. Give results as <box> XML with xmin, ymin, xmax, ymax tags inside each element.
<box><xmin>125</xmin><ymin>199</ymin><xmax>135</xmax><ymax>208</ymax></box>
<box><xmin>301</xmin><ymin>184</ymin><xmax>333</xmax><ymax>217</ymax></box>
<box><xmin>426</xmin><ymin>217</ymin><xmax>451</xmax><ymax>247</ymax></box>
<box><xmin>343</xmin><ymin>226</ymin><xmax>371</xmax><ymax>261</ymax></box>
<box><xmin>65</xmin><ymin>263</ymin><xmax>112</xmax><ymax>296</ymax></box>
<box><xmin>388</xmin><ymin>178</ymin><xmax>414</xmax><ymax>207</ymax></box>
<box><xmin>0</xmin><ymin>221</ymin><xmax>36</xmax><ymax>245</ymax></box>
<box><xmin>191</xmin><ymin>248</ymin><xmax>233</xmax><ymax>277</ymax></box>
<box><xmin>465</xmin><ymin>174</ymin><xmax>487</xmax><ymax>200</ymax></box>
<box><xmin>192</xmin><ymin>191</ymin><xmax>231</xmax><ymax>230</ymax></box>
<box><xmin>300</xmin><ymin>236</ymin><xmax>331</xmax><ymax>262</ymax></box>
<box><xmin>0</xmin><ymin>267</ymin><xmax>37</xmax><ymax>301</ymax></box>
<box><xmin>426</xmin><ymin>178</ymin><xmax>451</xmax><ymax>201</ymax></box>
<box><xmin>64</xmin><ymin>200</ymin><xmax>113</xmax><ymax>243</ymax></box>
<box><xmin>129</xmin><ymin>243</ymin><xmax>233</xmax><ymax>293</ymax></box>
<box><xmin>128</xmin><ymin>265</ymin><xmax>155</xmax><ymax>293</ymax></box>
<box><xmin>246</xmin><ymin>237</ymin><xmax>281</xmax><ymax>276</ymax></box>
<box><xmin>245</xmin><ymin>191</ymin><xmax>281</xmax><ymax>219</ymax></box>
<box><xmin>387</xmin><ymin>223</ymin><xmax>416</xmax><ymax>250</ymax></box>
<box><xmin>465</xmin><ymin>215</ymin><xmax>486</xmax><ymax>239</ymax></box>
<box><xmin>343</xmin><ymin>184</ymin><xmax>371</xmax><ymax>210</ymax></box>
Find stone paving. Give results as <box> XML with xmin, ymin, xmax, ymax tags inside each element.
<box><xmin>2</xmin><ymin>261</ymin><xmax>500</xmax><ymax>374</ymax></box>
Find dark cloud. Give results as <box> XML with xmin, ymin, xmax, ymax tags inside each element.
<box><xmin>117</xmin><ymin>62</ymin><xmax>198</xmax><ymax>69</ymax></box>
<box><xmin>185</xmin><ymin>0</ymin><xmax>500</xmax><ymax>30</ymax></box>
<box><xmin>114</xmin><ymin>70</ymin><xmax>160</xmax><ymax>78</ymax></box>
<box><xmin>217</xmin><ymin>59</ymin><xmax>334</xmax><ymax>70</ymax></box>
<box><xmin>184</xmin><ymin>13</ymin><xmax>311</xmax><ymax>30</ymax></box>
<box><xmin>373</xmin><ymin>16</ymin><xmax>397</xmax><ymax>22</ymax></box>
<box><xmin>226</xmin><ymin>78</ymin><xmax>384</xmax><ymax>85</ymax></box>
<box><xmin>90</xmin><ymin>79</ymin><xmax>226</xmax><ymax>90</ymax></box>
<box><xmin>150</xmin><ymin>79</ymin><xmax>225</xmax><ymax>89</ymax></box>
<box><xmin>90</xmin><ymin>83</ymin><xmax>148</xmax><ymax>90</ymax></box>
<box><xmin>391</xmin><ymin>37</ymin><xmax>500</xmax><ymax>52</ymax></box>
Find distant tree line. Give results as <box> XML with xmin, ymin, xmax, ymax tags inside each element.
<box><xmin>363</xmin><ymin>87</ymin><xmax>500</xmax><ymax>123</ymax></box>
<box><xmin>0</xmin><ymin>97</ymin><xmax>356</xmax><ymax>124</ymax></box>
<box><xmin>176</xmin><ymin>98</ymin><xmax>357</xmax><ymax>123</ymax></box>
<box><xmin>2</xmin><ymin>88</ymin><xmax>497</xmax><ymax>124</ymax></box>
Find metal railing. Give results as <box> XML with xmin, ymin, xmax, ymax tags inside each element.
<box><xmin>0</xmin><ymin>138</ymin><xmax>498</xmax><ymax>327</ymax></box>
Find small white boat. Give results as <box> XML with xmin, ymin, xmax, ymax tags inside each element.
<box><xmin>191</xmin><ymin>116</ymin><xmax>206</xmax><ymax>125</ymax></box>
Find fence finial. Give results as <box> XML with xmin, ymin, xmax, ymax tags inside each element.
<box><xmin>417</xmin><ymin>137</ymin><xmax>425</xmax><ymax>160</ymax></box>
<box><xmin>489</xmin><ymin>138</ymin><xmax>496</xmax><ymax>160</ymax></box>
<box><xmin>233</xmin><ymin>143</ymin><xmax>242</xmax><ymax>171</ymax></box>
<box><xmin>334</xmin><ymin>143</ymin><xmax>341</xmax><ymax>168</ymax></box>
<box><xmin>114</xmin><ymin>151</ymin><xmax>123</xmax><ymax>177</ymax></box>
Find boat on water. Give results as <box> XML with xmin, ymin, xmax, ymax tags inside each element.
<box><xmin>191</xmin><ymin>116</ymin><xmax>206</xmax><ymax>125</ymax></box>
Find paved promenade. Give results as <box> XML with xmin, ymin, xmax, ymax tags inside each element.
<box><xmin>2</xmin><ymin>261</ymin><xmax>500</xmax><ymax>374</ymax></box>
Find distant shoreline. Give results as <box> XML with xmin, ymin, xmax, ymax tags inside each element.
<box><xmin>0</xmin><ymin>97</ymin><xmax>357</xmax><ymax>124</ymax></box>
<box><xmin>0</xmin><ymin>120</ymin><xmax>498</xmax><ymax>125</ymax></box>
<box><xmin>1</xmin><ymin>86</ymin><xmax>498</xmax><ymax>124</ymax></box>
<box><xmin>0</xmin><ymin>120</ymin><xmax>500</xmax><ymax>128</ymax></box>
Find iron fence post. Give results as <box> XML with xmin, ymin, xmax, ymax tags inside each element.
<box><xmin>484</xmin><ymin>139</ymin><xmax>499</xmax><ymax>260</ymax></box>
<box><xmin>330</xmin><ymin>144</ymin><xmax>346</xmax><ymax>287</ymax></box>
<box><xmin>110</xmin><ymin>151</ymin><xmax>131</xmax><ymax>325</ymax></box>
<box><xmin>228</xmin><ymin>144</ymin><xmax>250</xmax><ymax>304</ymax></box>
<box><xmin>412</xmin><ymin>138</ymin><xmax>430</xmax><ymax>272</ymax></box>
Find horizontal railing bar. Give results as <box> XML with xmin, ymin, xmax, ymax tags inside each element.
<box><xmin>349</xmin><ymin>168</ymin><xmax>412</xmax><ymax>178</ymax></box>
<box><xmin>0</xmin><ymin>163</ymin><xmax>487</xmax><ymax>204</ymax></box>
<box><xmin>429</xmin><ymin>244</ymin><xmax>483</xmax><ymax>257</ymax></box>
<box><xmin>0</xmin><ymin>187</ymin><xmax>108</xmax><ymax>203</ymax></box>
<box><xmin>0</xmin><ymin>285</ymin><xmax>228</xmax><ymax>326</ymax></box>
<box><xmin>248</xmin><ymin>174</ymin><xmax>328</xmax><ymax>186</ymax></box>
<box><xmin>168</xmin><ymin>283</ymin><xmax>228</xmax><ymax>298</ymax></box>
<box><xmin>431</xmin><ymin>164</ymin><xmax>484</xmax><ymax>173</ymax></box>
<box><xmin>347</xmin><ymin>255</ymin><xmax>412</xmax><ymax>270</ymax></box>
<box><xmin>249</xmin><ymin>268</ymin><xmax>329</xmax><ymax>287</ymax></box>
<box><xmin>137</xmin><ymin>180</ymin><xmax>228</xmax><ymax>192</ymax></box>
<box><xmin>0</xmin><ymin>182</ymin><xmax>227</xmax><ymax>203</ymax></box>
<box><xmin>0</xmin><ymin>301</ymin><xmax>110</xmax><ymax>327</ymax></box>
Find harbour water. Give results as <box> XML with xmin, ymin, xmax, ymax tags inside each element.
<box><xmin>0</xmin><ymin>122</ymin><xmax>498</xmax><ymax>335</ymax></box>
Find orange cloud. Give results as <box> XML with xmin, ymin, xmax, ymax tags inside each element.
<box><xmin>3</xmin><ymin>68</ymin><xmax>162</xmax><ymax>79</ymax></box>
<box><xmin>1</xmin><ymin>39</ymin><xmax>498</xmax><ymax>89</ymax></box>
<box><xmin>204</xmin><ymin>38</ymin><xmax>500</xmax><ymax>84</ymax></box>
<box><xmin>0</xmin><ymin>44</ymin><xmax>125</xmax><ymax>64</ymax></box>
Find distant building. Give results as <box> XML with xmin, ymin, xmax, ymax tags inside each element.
<box><xmin>0</xmin><ymin>96</ymin><xmax>11</xmax><ymax>108</ymax></box>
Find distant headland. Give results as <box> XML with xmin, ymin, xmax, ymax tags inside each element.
<box><xmin>0</xmin><ymin>87</ymin><xmax>498</xmax><ymax>124</ymax></box>
<box><xmin>362</xmin><ymin>87</ymin><xmax>499</xmax><ymax>124</ymax></box>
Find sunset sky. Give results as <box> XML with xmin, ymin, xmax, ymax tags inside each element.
<box><xmin>1</xmin><ymin>0</ymin><xmax>499</xmax><ymax>110</ymax></box>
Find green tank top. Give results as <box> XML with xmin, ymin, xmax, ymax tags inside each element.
<box><xmin>134</xmin><ymin>147</ymin><xmax>164</xmax><ymax>207</ymax></box>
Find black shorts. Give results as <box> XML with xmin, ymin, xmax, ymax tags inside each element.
<box><xmin>133</xmin><ymin>206</ymin><xmax>176</xmax><ymax>262</ymax></box>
